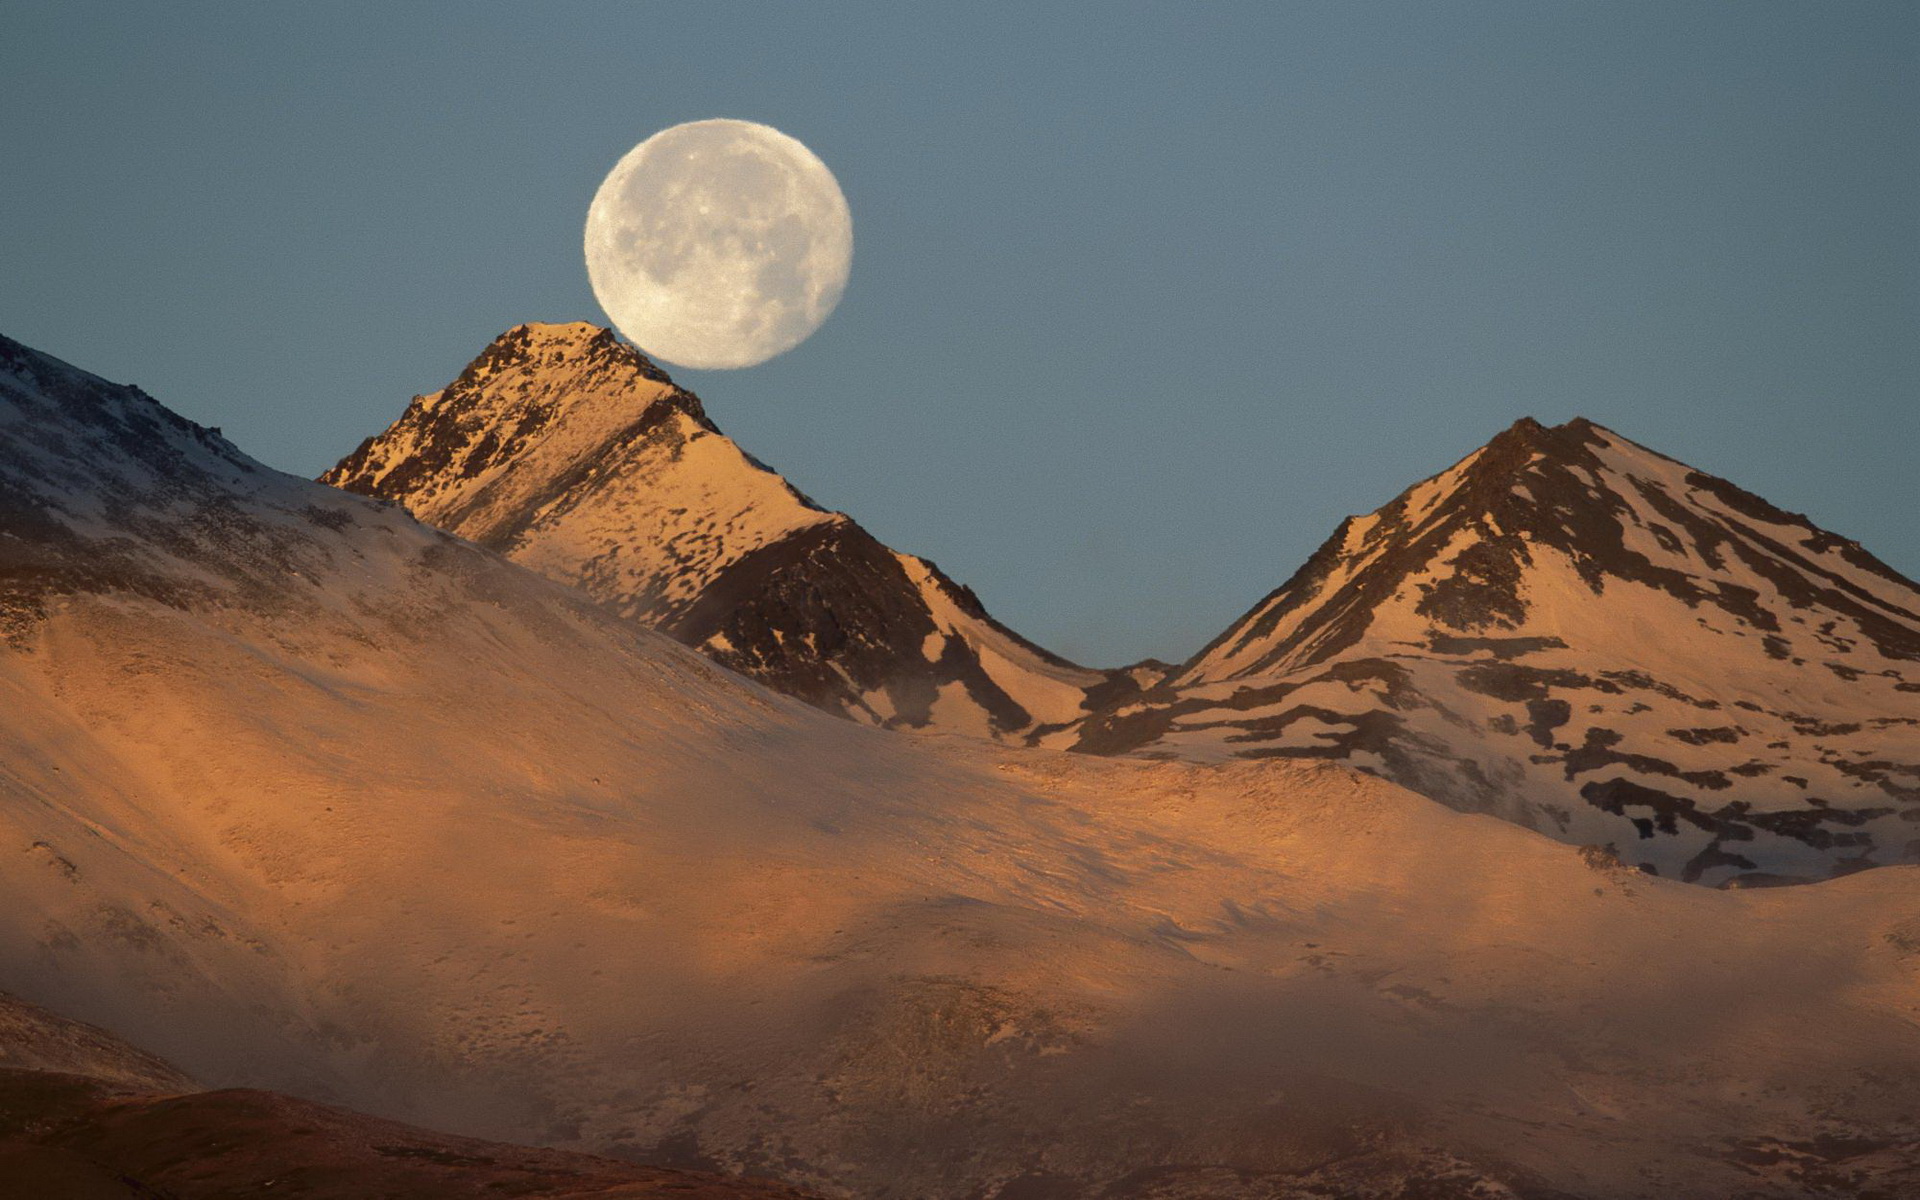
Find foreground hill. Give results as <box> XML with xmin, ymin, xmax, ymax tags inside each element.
<box><xmin>1073</xmin><ymin>417</ymin><xmax>1920</xmax><ymax>885</ymax></box>
<box><xmin>0</xmin><ymin>995</ymin><xmax>813</xmax><ymax>1199</ymax></box>
<box><xmin>323</xmin><ymin>322</ymin><xmax>1144</xmax><ymax>740</ymax></box>
<box><xmin>0</xmin><ymin>991</ymin><xmax>190</xmax><ymax>1092</ymax></box>
<box><xmin>6</xmin><ymin>332</ymin><xmax>1920</xmax><ymax>1198</ymax></box>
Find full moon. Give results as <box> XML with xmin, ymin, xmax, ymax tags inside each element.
<box><xmin>584</xmin><ymin>119</ymin><xmax>853</xmax><ymax>370</ymax></box>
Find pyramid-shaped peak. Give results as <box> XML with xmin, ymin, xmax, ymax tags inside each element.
<box><xmin>323</xmin><ymin>318</ymin><xmax>719</xmax><ymax>533</ymax></box>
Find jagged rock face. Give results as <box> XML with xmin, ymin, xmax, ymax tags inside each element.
<box><xmin>1074</xmin><ymin>418</ymin><xmax>1920</xmax><ymax>885</ymax></box>
<box><xmin>324</xmin><ymin>323</ymin><xmax>1128</xmax><ymax>737</ymax></box>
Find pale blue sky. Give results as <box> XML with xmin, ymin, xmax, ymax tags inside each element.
<box><xmin>4</xmin><ymin>2</ymin><xmax>1914</xmax><ymax>665</ymax></box>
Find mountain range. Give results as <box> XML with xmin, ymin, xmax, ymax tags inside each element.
<box><xmin>331</xmin><ymin>324</ymin><xmax>1920</xmax><ymax>886</ymax></box>
<box><xmin>4</xmin><ymin>326</ymin><xmax>1920</xmax><ymax>1198</ymax></box>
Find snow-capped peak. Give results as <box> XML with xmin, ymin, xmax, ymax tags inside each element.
<box><xmin>1078</xmin><ymin>414</ymin><xmax>1920</xmax><ymax>886</ymax></box>
<box><xmin>325</xmin><ymin>324</ymin><xmax>1136</xmax><ymax>738</ymax></box>
<box><xmin>324</xmin><ymin>322</ymin><xmax>817</xmax><ymax>583</ymax></box>
<box><xmin>1179</xmin><ymin>416</ymin><xmax>1917</xmax><ymax>687</ymax></box>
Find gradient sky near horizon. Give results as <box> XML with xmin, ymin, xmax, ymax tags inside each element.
<box><xmin>4</xmin><ymin>3</ymin><xmax>1914</xmax><ymax>665</ymax></box>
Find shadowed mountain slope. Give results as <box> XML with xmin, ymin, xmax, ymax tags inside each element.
<box><xmin>0</xmin><ymin>991</ymin><xmax>190</xmax><ymax>1093</ymax></box>
<box><xmin>1072</xmin><ymin>417</ymin><xmax>1920</xmax><ymax>885</ymax></box>
<box><xmin>0</xmin><ymin>993</ymin><xmax>814</xmax><ymax>1200</ymax></box>
<box><xmin>0</xmin><ymin>1070</ymin><xmax>824</xmax><ymax>1200</ymax></box>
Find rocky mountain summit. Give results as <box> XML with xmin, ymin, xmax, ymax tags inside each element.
<box><xmin>324</xmin><ymin>322</ymin><xmax>1144</xmax><ymax>739</ymax></box>
<box><xmin>1073</xmin><ymin>417</ymin><xmax>1920</xmax><ymax>885</ymax></box>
